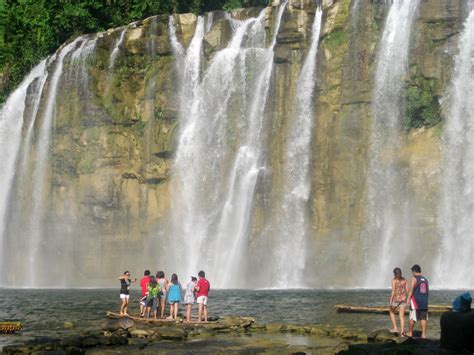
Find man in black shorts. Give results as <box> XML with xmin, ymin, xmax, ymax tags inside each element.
<box><xmin>406</xmin><ymin>264</ymin><xmax>429</xmax><ymax>338</ymax></box>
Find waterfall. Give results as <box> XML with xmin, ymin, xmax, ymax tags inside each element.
<box><xmin>0</xmin><ymin>61</ymin><xmax>47</xmax><ymax>283</ymax></box>
<box><xmin>274</xmin><ymin>8</ymin><xmax>323</xmax><ymax>287</ymax></box>
<box><xmin>169</xmin><ymin>2</ymin><xmax>287</xmax><ymax>288</ymax></box>
<box><xmin>26</xmin><ymin>38</ymin><xmax>83</xmax><ymax>286</ymax></box>
<box><xmin>109</xmin><ymin>27</ymin><xmax>127</xmax><ymax>70</ymax></box>
<box><xmin>437</xmin><ymin>6</ymin><xmax>474</xmax><ymax>289</ymax></box>
<box><xmin>0</xmin><ymin>36</ymin><xmax>97</xmax><ymax>286</ymax></box>
<box><xmin>364</xmin><ymin>0</ymin><xmax>420</xmax><ymax>287</ymax></box>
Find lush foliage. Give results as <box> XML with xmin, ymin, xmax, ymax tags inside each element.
<box><xmin>403</xmin><ymin>79</ymin><xmax>442</xmax><ymax>129</ymax></box>
<box><xmin>0</xmin><ymin>0</ymin><xmax>269</xmax><ymax>103</ymax></box>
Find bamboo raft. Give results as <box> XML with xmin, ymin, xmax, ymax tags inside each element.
<box><xmin>0</xmin><ymin>322</ymin><xmax>23</xmax><ymax>334</ymax></box>
<box><xmin>106</xmin><ymin>311</ymin><xmax>219</xmax><ymax>325</ymax></box>
<box><xmin>335</xmin><ymin>304</ymin><xmax>452</xmax><ymax>314</ymax></box>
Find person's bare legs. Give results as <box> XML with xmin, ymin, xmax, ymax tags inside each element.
<box><xmin>389</xmin><ymin>307</ymin><xmax>398</xmax><ymax>332</ymax></box>
<box><xmin>145</xmin><ymin>306</ymin><xmax>150</xmax><ymax>319</ymax></box>
<box><xmin>203</xmin><ymin>305</ymin><xmax>208</xmax><ymax>322</ymax></box>
<box><xmin>173</xmin><ymin>303</ymin><xmax>179</xmax><ymax>319</ymax></box>
<box><xmin>160</xmin><ymin>298</ymin><xmax>166</xmax><ymax>319</ymax></box>
<box><xmin>408</xmin><ymin>320</ymin><xmax>415</xmax><ymax>337</ymax></box>
<box><xmin>198</xmin><ymin>303</ymin><xmax>203</xmax><ymax>322</ymax></box>
<box><xmin>399</xmin><ymin>306</ymin><xmax>406</xmax><ymax>335</ymax></box>
<box><xmin>168</xmin><ymin>303</ymin><xmax>174</xmax><ymax>319</ymax></box>
<box><xmin>186</xmin><ymin>304</ymin><xmax>192</xmax><ymax>322</ymax></box>
<box><xmin>123</xmin><ymin>299</ymin><xmax>129</xmax><ymax>316</ymax></box>
<box><xmin>421</xmin><ymin>319</ymin><xmax>427</xmax><ymax>339</ymax></box>
<box><xmin>120</xmin><ymin>298</ymin><xmax>127</xmax><ymax>316</ymax></box>
<box><xmin>153</xmin><ymin>309</ymin><xmax>157</xmax><ymax>320</ymax></box>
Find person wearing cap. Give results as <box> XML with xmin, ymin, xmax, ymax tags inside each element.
<box><xmin>406</xmin><ymin>264</ymin><xmax>429</xmax><ymax>338</ymax></box>
<box><xmin>195</xmin><ymin>270</ymin><xmax>210</xmax><ymax>322</ymax></box>
<box><xmin>184</xmin><ymin>276</ymin><xmax>197</xmax><ymax>322</ymax></box>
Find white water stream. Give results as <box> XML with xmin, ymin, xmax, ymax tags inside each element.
<box><xmin>437</xmin><ymin>5</ymin><xmax>474</xmax><ymax>289</ymax></box>
<box><xmin>364</xmin><ymin>0</ymin><xmax>420</xmax><ymax>287</ymax></box>
<box><xmin>275</xmin><ymin>8</ymin><xmax>323</xmax><ymax>287</ymax></box>
<box><xmin>170</xmin><ymin>3</ymin><xmax>288</xmax><ymax>288</ymax></box>
<box><xmin>0</xmin><ymin>62</ymin><xmax>47</xmax><ymax>281</ymax></box>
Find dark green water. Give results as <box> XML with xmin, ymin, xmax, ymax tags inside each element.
<box><xmin>0</xmin><ymin>289</ymin><xmax>469</xmax><ymax>348</ymax></box>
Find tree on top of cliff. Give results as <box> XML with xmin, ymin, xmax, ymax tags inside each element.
<box><xmin>0</xmin><ymin>0</ymin><xmax>269</xmax><ymax>104</ymax></box>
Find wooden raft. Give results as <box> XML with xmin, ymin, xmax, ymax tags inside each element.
<box><xmin>335</xmin><ymin>304</ymin><xmax>452</xmax><ymax>314</ymax></box>
<box><xmin>106</xmin><ymin>311</ymin><xmax>218</xmax><ymax>325</ymax></box>
<box><xmin>0</xmin><ymin>322</ymin><xmax>23</xmax><ymax>334</ymax></box>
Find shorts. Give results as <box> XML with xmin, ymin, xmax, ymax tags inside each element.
<box><xmin>390</xmin><ymin>301</ymin><xmax>407</xmax><ymax>309</ymax></box>
<box><xmin>197</xmin><ymin>296</ymin><xmax>208</xmax><ymax>306</ymax></box>
<box><xmin>169</xmin><ymin>300</ymin><xmax>179</xmax><ymax>305</ymax></box>
<box><xmin>409</xmin><ymin>309</ymin><xmax>428</xmax><ymax>321</ymax></box>
<box><xmin>140</xmin><ymin>296</ymin><xmax>147</xmax><ymax>306</ymax></box>
<box><xmin>120</xmin><ymin>294</ymin><xmax>130</xmax><ymax>300</ymax></box>
<box><xmin>146</xmin><ymin>297</ymin><xmax>158</xmax><ymax>310</ymax></box>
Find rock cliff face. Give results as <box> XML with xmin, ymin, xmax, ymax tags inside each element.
<box><xmin>0</xmin><ymin>0</ymin><xmax>470</xmax><ymax>287</ymax></box>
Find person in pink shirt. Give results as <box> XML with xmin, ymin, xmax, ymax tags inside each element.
<box><xmin>139</xmin><ymin>270</ymin><xmax>151</xmax><ymax>317</ymax></box>
<box><xmin>195</xmin><ymin>270</ymin><xmax>210</xmax><ymax>322</ymax></box>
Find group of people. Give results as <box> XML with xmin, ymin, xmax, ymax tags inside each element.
<box><xmin>389</xmin><ymin>264</ymin><xmax>429</xmax><ymax>338</ymax></box>
<box><xmin>118</xmin><ymin>270</ymin><xmax>211</xmax><ymax>322</ymax></box>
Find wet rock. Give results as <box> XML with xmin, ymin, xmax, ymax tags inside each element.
<box><xmin>101</xmin><ymin>319</ymin><xmax>121</xmax><ymax>332</ymax></box>
<box><xmin>114</xmin><ymin>328</ymin><xmax>130</xmax><ymax>337</ymax></box>
<box><xmin>204</xmin><ymin>19</ymin><xmax>232</xmax><ymax>51</ymax></box>
<box><xmin>119</xmin><ymin>317</ymin><xmax>134</xmax><ymax>329</ymax></box>
<box><xmin>98</xmin><ymin>335</ymin><xmax>128</xmax><ymax>346</ymax></box>
<box><xmin>60</xmin><ymin>336</ymin><xmax>83</xmax><ymax>347</ymax></box>
<box><xmin>129</xmin><ymin>327</ymin><xmax>155</xmax><ymax>338</ymax></box>
<box><xmin>188</xmin><ymin>327</ymin><xmax>217</xmax><ymax>338</ymax></box>
<box><xmin>219</xmin><ymin>316</ymin><xmax>255</xmax><ymax>328</ymax></box>
<box><xmin>155</xmin><ymin>326</ymin><xmax>187</xmax><ymax>340</ymax></box>
<box><xmin>63</xmin><ymin>321</ymin><xmax>75</xmax><ymax>329</ymax></box>
<box><xmin>249</xmin><ymin>323</ymin><xmax>267</xmax><ymax>332</ymax></box>
<box><xmin>367</xmin><ymin>329</ymin><xmax>398</xmax><ymax>344</ymax></box>
<box><xmin>266</xmin><ymin>323</ymin><xmax>285</xmax><ymax>332</ymax></box>
<box><xmin>80</xmin><ymin>335</ymin><xmax>101</xmax><ymax>347</ymax></box>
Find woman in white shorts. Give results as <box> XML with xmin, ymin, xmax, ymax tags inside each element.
<box><xmin>118</xmin><ymin>271</ymin><xmax>137</xmax><ymax>316</ymax></box>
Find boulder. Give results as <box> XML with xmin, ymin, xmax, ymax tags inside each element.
<box><xmin>129</xmin><ymin>327</ymin><xmax>154</xmax><ymax>338</ymax></box>
<box><xmin>101</xmin><ymin>319</ymin><xmax>122</xmax><ymax>332</ymax></box>
<box><xmin>155</xmin><ymin>326</ymin><xmax>187</xmax><ymax>340</ymax></box>
<box><xmin>119</xmin><ymin>317</ymin><xmax>134</xmax><ymax>329</ymax></box>
<box><xmin>440</xmin><ymin>311</ymin><xmax>474</xmax><ymax>352</ymax></box>
<box><xmin>80</xmin><ymin>335</ymin><xmax>101</xmax><ymax>348</ymax></box>
<box><xmin>367</xmin><ymin>329</ymin><xmax>398</xmax><ymax>344</ymax></box>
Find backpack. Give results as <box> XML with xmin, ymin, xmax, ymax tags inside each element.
<box><xmin>452</xmin><ymin>292</ymin><xmax>472</xmax><ymax>312</ymax></box>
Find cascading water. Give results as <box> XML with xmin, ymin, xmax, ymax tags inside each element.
<box><xmin>0</xmin><ymin>36</ymin><xmax>97</xmax><ymax>286</ymax></box>
<box><xmin>436</xmin><ymin>4</ymin><xmax>474</xmax><ymax>289</ymax></box>
<box><xmin>363</xmin><ymin>0</ymin><xmax>420</xmax><ymax>287</ymax></box>
<box><xmin>109</xmin><ymin>27</ymin><xmax>127</xmax><ymax>70</ymax></box>
<box><xmin>169</xmin><ymin>3</ymin><xmax>287</xmax><ymax>288</ymax></box>
<box><xmin>274</xmin><ymin>7</ymin><xmax>323</xmax><ymax>287</ymax></box>
<box><xmin>0</xmin><ymin>61</ymin><xmax>47</xmax><ymax>282</ymax></box>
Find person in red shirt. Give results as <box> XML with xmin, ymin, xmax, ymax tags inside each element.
<box><xmin>139</xmin><ymin>270</ymin><xmax>151</xmax><ymax>317</ymax></box>
<box><xmin>195</xmin><ymin>270</ymin><xmax>210</xmax><ymax>322</ymax></box>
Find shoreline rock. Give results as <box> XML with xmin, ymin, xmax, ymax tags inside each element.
<box><xmin>1</xmin><ymin>317</ymin><xmax>457</xmax><ymax>354</ymax></box>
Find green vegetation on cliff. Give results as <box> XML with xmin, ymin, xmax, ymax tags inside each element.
<box><xmin>404</xmin><ymin>78</ymin><xmax>442</xmax><ymax>129</ymax></box>
<box><xmin>0</xmin><ymin>0</ymin><xmax>269</xmax><ymax>103</ymax></box>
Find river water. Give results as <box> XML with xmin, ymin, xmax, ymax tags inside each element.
<box><xmin>0</xmin><ymin>288</ymin><xmax>469</xmax><ymax>349</ymax></box>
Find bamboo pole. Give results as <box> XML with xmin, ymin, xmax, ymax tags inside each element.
<box><xmin>335</xmin><ymin>304</ymin><xmax>452</xmax><ymax>314</ymax></box>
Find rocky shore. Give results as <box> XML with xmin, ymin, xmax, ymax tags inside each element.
<box><xmin>2</xmin><ymin>315</ymin><xmax>466</xmax><ymax>354</ymax></box>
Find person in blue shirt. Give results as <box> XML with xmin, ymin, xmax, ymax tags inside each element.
<box><xmin>167</xmin><ymin>273</ymin><xmax>182</xmax><ymax>320</ymax></box>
